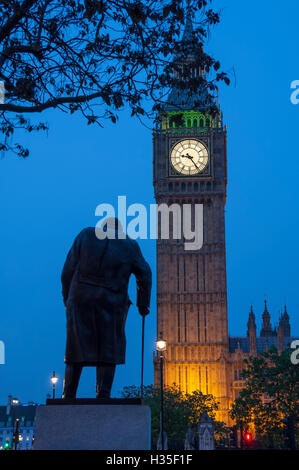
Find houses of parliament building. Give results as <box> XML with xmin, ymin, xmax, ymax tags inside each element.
<box><xmin>152</xmin><ymin>13</ymin><xmax>295</xmax><ymax>424</ymax></box>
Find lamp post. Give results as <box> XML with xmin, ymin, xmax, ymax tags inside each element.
<box><xmin>50</xmin><ymin>371</ymin><xmax>58</xmax><ymax>399</ymax></box>
<box><xmin>13</xmin><ymin>418</ymin><xmax>20</xmax><ymax>450</ymax></box>
<box><xmin>11</xmin><ymin>397</ymin><xmax>19</xmax><ymax>449</ymax></box>
<box><xmin>156</xmin><ymin>337</ymin><xmax>167</xmax><ymax>450</ymax></box>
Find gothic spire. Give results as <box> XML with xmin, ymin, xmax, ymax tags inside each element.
<box><xmin>262</xmin><ymin>299</ymin><xmax>270</xmax><ymax>321</ymax></box>
<box><xmin>247</xmin><ymin>305</ymin><xmax>256</xmax><ymax>337</ymax></box>
<box><xmin>283</xmin><ymin>304</ymin><xmax>290</xmax><ymax>320</ymax></box>
<box><xmin>279</xmin><ymin>305</ymin><xmax>291</xmax><ymax>337</ymax></box>
<box><xmin>260</xmin><ymin>299</ymin><xmax>274</xmax><ymax>337</ymax></box>
<box><xmin>182</xmin><ymin>3</ymin><xmax>193</xmax><ymax>43</ymax></box>
<box><xmin>164</xmin><ymin>5</ymin><xmax>216</xmax><ymax>112</ymax></box>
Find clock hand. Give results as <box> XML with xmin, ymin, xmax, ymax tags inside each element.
<box><xmin>183</xmin><ymin>153</ymin><xmax>200</xmax><ymax>170</ymax></box>
<box><xmin>182</xmin><ymin>153</ymin><xmax>192</xmax><ymax>160</ymax></box>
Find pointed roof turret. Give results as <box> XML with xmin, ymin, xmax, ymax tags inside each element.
<box><xmin>182</xmin><ymin>3</ymin><xmax>194</xmax><ymax>43</ymax></box>
<box><xmin>283</xmin><ymin>305</ymin><xmax>290</xmax><ymax>321</ymax></box>
<box><xmin>247</xmin><ymin>305</ymin><xmax>256</xmax><ymax>336</ymax></box>
<box><xmin>260</xmin><ymin>299</ymin><xmax>274</xmax><ymax>337</ymax></box>
<box><xmin>262</xmin><ymin>299</ymin><xmax>270</xmax><ymax>322</ymax></box>
<box><xmin>247</xmin><ymin>305</ymin><xmax>257</xmax><ymax>353</ymax></box>
<box><xmin>164</xmin><ymin>5</ymin><xmax>217</xmax><ymax>112</ymax></box>
<box><xmin>173</xmin><ymin>2</ymin><xmax>197</xmax><ymax>61</ymax></box>
<box><xmin>279</xmin><ymin>305</ymin><xmax>291</xmax><ymax>337</ymax></box>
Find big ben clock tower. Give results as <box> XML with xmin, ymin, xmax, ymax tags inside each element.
<box><xmin>153</xmin><ymin>13</ymin><xmax>230</xmax><ymax>421</ymax></box>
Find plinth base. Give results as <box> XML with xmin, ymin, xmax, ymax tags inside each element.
<box><xmin>33</xmin><ymin>401</ymin><xmax>151</xmax><ymax>450</ymax></box>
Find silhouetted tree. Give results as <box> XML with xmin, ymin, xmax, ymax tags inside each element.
<box><xmin>120</xmin><ymin>384</ymin><xmax>228</xmax><ymax>446</ymax></box>
<box><xmin>0</xmin><ymin>0</ymin><xmax>229</xmax><ymax>156</ymax></box>
<box><xmin>230</xmin><ymin>348</ymin><xmax>299</xmax><ymax>449</ymax></box>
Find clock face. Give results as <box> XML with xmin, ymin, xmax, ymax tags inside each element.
<box><xmin>170</xmin><ymin>139</ymin><xmax>209</xmax><ymax>176</ymax></box>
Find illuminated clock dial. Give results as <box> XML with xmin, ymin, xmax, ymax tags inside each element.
<box><xmin>170</xmin><ymin>139</ymin><xmax>209</xmax><ymax>175</ymax></box>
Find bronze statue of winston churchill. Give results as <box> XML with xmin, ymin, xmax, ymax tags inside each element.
<box><xmin>61</xmin><ymin>217</ymin><xmax>152</xmax><ymax>399</ymax></box>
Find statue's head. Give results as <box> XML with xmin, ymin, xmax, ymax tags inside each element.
<box><xmin>96</xmin><ymin>217</ymin><xmax>125</xmax><ymax>240</ymax></box>
<box><xmin>100</xmin><ymin>217</ymin><xmax>123</xmax><ymax>232</ymax></box>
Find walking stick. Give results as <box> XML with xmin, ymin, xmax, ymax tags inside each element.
<box><xmin>141</xmin><ymin>314</ymin><xmax>145</xmax><ymax>400</ymax></box>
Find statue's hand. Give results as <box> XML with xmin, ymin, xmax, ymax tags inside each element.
<box><xmin>139</xmin><ymin>306</ymin><xmax>149</xmax><ymax>316</ymax></box>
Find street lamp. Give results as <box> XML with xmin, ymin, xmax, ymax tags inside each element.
<box><xmin>50</xmin><ymin>371</ymin><xmax>58</xmax><ymax>399</ymax></box>
<box><xmin>13</xmin><ymin>418</ymin><xmax>20</xmax><ymax>450</ymax></box>
<box><xmin>156</xmin><ymin>339</ymin><xmax>167</xmax><ymax>352</ymax></box>
<box><xmin>11</xmin><ymin>398</ymin><xmax>19</xmax><ymax>449</ymax></box>
<box><xmin>156</xmin><ymin>336</ymin><xmax>167</xmax><ymax>450</ymax></box>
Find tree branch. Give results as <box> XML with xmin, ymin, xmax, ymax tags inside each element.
<box><xmin>0</xmin><ymin>0</ymin><xmax>37</xmax><ymax>43</ymax></box>
<box><xmin>0</xmin><ymin>91</ymin><xmax>104</xmax><ymax>113</ymax></box>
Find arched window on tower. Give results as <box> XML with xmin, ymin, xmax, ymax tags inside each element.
<box><xmin>199</xmin><ymin>118</ymin><xmax>205</xmax><ymax>128</ymax></box>
<box><xmin>187</xmin><ymin>119</ymin><xmax>192</xmax><ymax>128</ymax></box>
<box><xmin>206</xmin><ymin>117</ymin><xmax>211</xmax><ymax>127</ymax></box>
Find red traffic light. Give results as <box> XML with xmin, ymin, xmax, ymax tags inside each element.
<box><xmin>245</xmin><ymin>432</ymin><xmax>252</xmax><ymax>442</ymax></box>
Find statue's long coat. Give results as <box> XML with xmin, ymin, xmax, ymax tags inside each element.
<box><xmin>61</xmin><ymin>227</ymin><xmax>152</xmax><ymax>365</ymax></box>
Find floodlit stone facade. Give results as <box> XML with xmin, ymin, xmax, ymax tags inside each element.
<box><xmin>153</xmin><ymin>13</ymin><xmax>296</xmax><ymax>424</ymax></box>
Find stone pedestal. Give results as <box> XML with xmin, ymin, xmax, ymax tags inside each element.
<box><xmin>33</xmin><ymin>400</ymin><xmax>151</xmax><ymax>450</ymax></box>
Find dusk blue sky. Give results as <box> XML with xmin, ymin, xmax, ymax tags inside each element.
<box><xmin>1</xmin><ymin>0</ymin><xmax>298</xmax><ymax>404</ymax></box>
